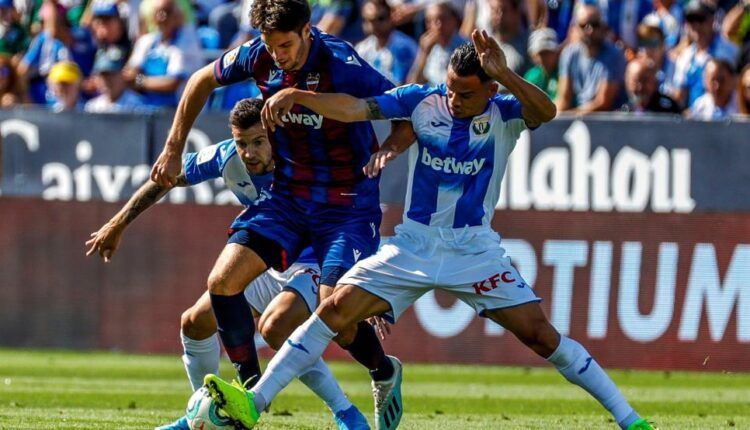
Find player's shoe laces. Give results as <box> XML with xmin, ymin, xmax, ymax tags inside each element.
<box><xmin>626</xmin><ymin>418</ymin><xmax>658</xmax><ymax>430</ymax></box>
<box><xmin>372</xmin><ymin>356</ymin><xmax>403</xmax><ymax>430</ymax></box>
<box><xmin>154</xmin><ymin>416</ymin><xmax>189</xmax><ymax>430</ymax></box>
<box><xmin>334</xmin><ymin>405</ymin><xmax>371</xmax><ymax>430</ymax></box>
<box><xmin>203</xmin><ymin>374</ymin><xmax>260</xmax><ymax>429</ymax></box>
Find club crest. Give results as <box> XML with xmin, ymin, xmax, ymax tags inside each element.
<box><xmin>306</xmin><ymin>72</ymin><xmax>320</xmax><ymax>91</ymax></box>
<box><xmin>472</xmin><ymin>116</ymin><xmax>490</xmax><ymax>135</ymax></box>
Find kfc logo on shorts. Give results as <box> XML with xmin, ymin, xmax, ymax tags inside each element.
<box><xmin>306</xmin><ymin>72</ymin><xmax>320</xmax><ymax>91</ymax></box>
<box><xmin>472</xmin><ymin>271</ymin><xmax>517</xmax><ymax>295</ymax></box>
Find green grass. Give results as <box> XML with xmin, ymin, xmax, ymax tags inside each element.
<box><xmin>0</xmin><ymin>349</ymin><xmax>748</xmax><ymax>429</ymax></box>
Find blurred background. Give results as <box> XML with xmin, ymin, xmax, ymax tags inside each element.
<box><xmin>1</xmin><ymin>0</ymin><xmax>750</xmax><ymax>373</ymax></box>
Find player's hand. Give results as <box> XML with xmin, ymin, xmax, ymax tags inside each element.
<box><xmin>363</xmin><ymin>149</ymin><xmax>398</xmax><ymax>178</ymax></box>
<box><xmin>472</xmin><ymin>29</ymin><xmax>510</xmax><ymax>82</ymax></box>
<box><xmin>262</xmin><ymin>88</ymin><xmax>298</xmax><ymax>132</ymax></box>
<box><xmin>368</xmin><ymin>316</ymin><xmax>391</xmax><ymax>340</ymax></box>
<box><xmin>85</xmin><ymin>222</ymin><xmax>125</xmax><ymax>263</ymax></box>
<box><xmin>150</xmin><ymin>149</ymin><xmax>181</xmax><ymax>188</ymax></box>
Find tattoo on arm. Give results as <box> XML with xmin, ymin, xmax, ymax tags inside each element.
<box><xmin>121</xmin><ymin>174</ymin><xmax>186</xmax><ymax>224</ymax></box>
<box><xmin>365</xmin><ymin>98</ymin><xmax>385</xmax><ymax>120</ymax></box>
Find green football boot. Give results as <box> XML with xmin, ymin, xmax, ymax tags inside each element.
<box><xmin>626</xmin><ymin>418</ymin><xmax>658</xmax><ymax>430</ymax></box>
<box><xmin>203</xmin><ymin>374</ymin><xmax>260</xmax><ymax>429</ymax></box>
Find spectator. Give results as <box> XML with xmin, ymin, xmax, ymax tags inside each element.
<box><xmin>642</xmin><ymin>0</ymin><xmax>684</xmax><ymax>48</ymax></box>
<box><xmin>556</xmin><ymin>4</ymin><xmax>627</xmax><ymax>113</ymax></box>
<box><xmin>18</xmin><ymin>0</ymin><xmax>96</xmax><ymax>104</ymax></box>
<box><xmin>355</xmin><ymin>0</ymin><xmax>417</xmax><ymax>85</ymax></box>
<box><xmin>313</xmin><ymin>0</ymin><xmax>361</xmax><ymax>42</ymax></box>
<box><xmin>601</xmin><ymin>0</ymin><xmax>655</xmax><ymax>51</ymax></box>
<box><xmin>636</xmin><ymin>21</ymin><xmax>676</xmax><ymax>95</ymax></box>
<box><xmin>85</xmin><ymin>46</ymin><xmax>147</xmax><ymax>113</ymax></box>
<box><xmin>0</xmin><ymin>54</ymin><xmax>22</xmax><ymax>107</ymax></box>
<box><xmin>621</xmin><ymin>57</ymin><xmax>681</xmax><ymax>113</ymax></box>
<box><xmin>688</xmin><ymin>58</ymin><xmax>738</xmax><ymax>119</ymax></box>
<box><xmin>0</xmin><ymin>0</ymin><xmax>29</xmax><ymax>59</ymax></box>
<box><xmin>672</xmin><ymin>0</ymin><xmax>738</xmax><ymax>109</ymax></box>
<box><xmin>47</xmin><ymin>60</ymin><xmax>83</xmax><ymax>112</ymax></box>
<box><xmin>87</xmin><ymin>0</ymin><xmax>132</xmax><ymax>54</ymax></box>
<box><xmin>408</xmin><ymin>2</ymin><xmax>467</xmax><ymax>86</ymax></box>
<box><xmin>524</xmin><ymin>27</ymin><xmax>560</xmax><ymax>99</ymax></box>
<box><xmin>738</xmin><ymin>63</ymin><xmax>750</xmax><ymax>115</ymax></box>
<box><xmin>722</xmin><ymin>0</ymin><xmax>750</xmax><ymax>47</ymax></box>
<box><xmin>490</xmin><ymin>0</ymin><xmax>531</xmax><ymax>75</ymax></box>
<box><xmin>124</xmin><ymin>0</ymin><xmax>202</xmax><ymax>108</ymax></box>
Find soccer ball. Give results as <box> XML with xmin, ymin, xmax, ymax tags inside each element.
<box><xmin>185</xmin><ymin>387</ymin><xmax>235</xmax><ymax>430</ymax></box>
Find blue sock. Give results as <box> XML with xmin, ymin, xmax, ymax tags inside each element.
<box><xmin>343</xmin><ymin>321</ymin><xmax>394</xmax><ymax>381</ymax></box>
<box><xmin>210</xmin><ymin>292</ymin><xmax>261</xmax><ymax>385</ymax></box>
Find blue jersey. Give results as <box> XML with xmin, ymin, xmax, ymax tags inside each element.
<box><xmin>183</xmin><ymin>139</ymin><xmax>317</xmax><ymax>263</ymax></box>
<box><xmin>213</xmin><ymin>27</ymin><xmax>394</xmax><ymax>207</ymax></box>
<box><xmin>375</xmin><ymin>84</ymin><xmax>528</xmax><ymax>229</ymax></box>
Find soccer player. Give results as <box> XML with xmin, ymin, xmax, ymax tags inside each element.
<box><xmin>149</xmin><ymin>1</ymin><xmax>408</xmax><ymax>427</ymax></box>
<box><xmin>86</xmin><ymin>99</ymin><xmax>369</xmax><ymax>430</ymax></box>
<box><xmin>204</xmin><ymin>31</ymin><xmax>657</xmax><ymax>430</ymax></box>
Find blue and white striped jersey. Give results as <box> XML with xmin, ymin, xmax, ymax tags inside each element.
<box><xmin>183</xmin><ymin>139</ymin><xmax>272</xmax><ymax>206</ymax></box>
<box><xmin>375</xmin><ymin>84</ymin><xmax>527</xmax><ymax>229</ymax></box>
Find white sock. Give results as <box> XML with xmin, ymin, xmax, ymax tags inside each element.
<box><xmin>298</xmin><ymin>358</ymin><xmax>353</xmax><ymax>414</ymax></box>
<box><xmin>252</xmin><ymin>314</ymin><xmax>337</xmax><ymax>412</ymax></box>
<box><xmin>547</xmin><ymin>336</ymin><xmax>640</xmax><ymax>430</ymax></box>
<box><xmin>181</xmin><ymin>331</ymin><xmax>221</xmax><ymax>391</ymax></box>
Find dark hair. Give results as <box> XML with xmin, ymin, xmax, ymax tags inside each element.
<box><xmin>251</xmin><ymin>0</ymin><xmax>311</xmax><ymax>34</ymax></box>
<box><xmin>449</xmin><ymin>43</ymin><xmax>491</xmax><ymax>82</ymax></box>
<box><xmin>230</xmin><ymin>98</ymin><xmax>264</xmax><ymax>129</ymax></box>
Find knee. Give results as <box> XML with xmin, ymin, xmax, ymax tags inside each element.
<box><xmin>207</xmin><ymin>272</ymin><xmax>238</xmax><ymax>295</ymax></box>
<box><xmin>514</xmin><ymin>319</ymin><xmax>560</xmax><ymax>358</ymax></box>
<box><xmin>258</xmin><ymin>315</ymin><xmax>289</xmax><ymax>351</ymax></box>
<box><xmin>316</xmin><ymin>295</ymin><xmax>353</xmax><ymax>335</ymax></box>
<box><xmin>181</xmin><ymin>306</ymin><xmax>217</xmax><ymax>340</ymax></box>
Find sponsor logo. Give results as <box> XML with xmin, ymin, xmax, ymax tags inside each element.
<box><xmin>370</xmin><ymin>222</ymin><xmax>377</xmax><ymax>238</ymax></box>
<box><xmin>472</xmin><ymin>271</ymin><xmax>516</xmax><ymax>295</ymax></box>
<box><xmin>430</xmin><ymin>120</ymin><xmax>449</xmax><ymax>128</ymax></box>
<box><xmin>286</xmin><ymin>339</ymin><xmax>310</xmax><ymax>354</ymax></box>
<box><xmin>420</xmin><ymin>147</ymin><xmax>485</xmax><ymax>176</ymax></box>
<box><xmin>196</xmin><ymin>145</ymin><xmax>217</xmax><ymax>165</ymax></box>
<box><xmin>471</xmin><ymin>116</ymin><xmax>490</xmax><ymax>135</ymax></box>
<box><xmin>578</xmin><ymin>357</ymin><xmax>593</xmax><ymax>374</ymax></box>
<box><xmin>353</xmin><ymin>249</ymin><xmax>362</xmax><ymax>262</ymax></box>
<box><xmin>306</xmin><ymin>72</ymin><xmax>320</xmax><ymax>91</ymax></box>
<box><xmin>236</xmin><ymin>181</ymin><xmax>253</xmax><ymax>188</ymax></box>
<box><xmin>345</xmin><ymin>55</ymin><xmax>361</xmax><ymax>66</ymax></box>
<box><xmin>281</xmin><ymin>112</ymin><xmax>324</xmax><ymax>129</ymax></box>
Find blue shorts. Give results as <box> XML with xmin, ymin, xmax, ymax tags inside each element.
<box><xmin>229</xmin><ymin>192</ymin><xmax>381</xmax><ymax>286</ymax></box>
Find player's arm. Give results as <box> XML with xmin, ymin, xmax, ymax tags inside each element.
<box><xmin>261</xmin><ymin>88</ymin><xmax>379</xmax><ymax>130</ymax></box>
<box><xmin>150</xmin><ymin>64</ymin><xmax>221</xmax><ymax>188</ymax></box>
<box><xmin>472</xmin><ymin>30</ymin><xmax>556</xmax><ymax>128</ymax></box>
<box><xmin>85</xmin><ymin>174</ymin><xmax>189</xmax><ymax>262</ymax></box>
<box><xmin>363</xmin><ymin>120</ymin><xmax>416</xmax><ymax>178</ymax></box>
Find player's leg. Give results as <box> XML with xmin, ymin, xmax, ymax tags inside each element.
<box><xmin>206</xmin><ymin>284</ymin><xmax>390</xmax><ymax>428</ymax></box>
<box><xmin>484</xmin><ymin>303</ymin><xmax>652</xmax><ymax>430</ymax></box>
<box><xmin>207</xmin><ymin>238</ymin><xmax>269</xmax><ymax>385</ymax></box>
<box><xmin>180</xmin><ymin>291</ymin><xmax>220</xmax><ymax>391</ymax></box>
<box><xmin>258</xmin><ymin>288</ymin><xmax>366</xmax><ymax>428</ymax></box>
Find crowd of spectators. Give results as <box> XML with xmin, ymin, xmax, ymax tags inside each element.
<box><xmin>1</xmin><ymin>0</ymin><xmax>750</xmax><ymax>119</ymax></box>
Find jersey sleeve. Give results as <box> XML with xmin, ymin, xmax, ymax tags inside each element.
<box><xmin>213</xmin><ymin>40</ymin><xmax>258</xmax><ymax>85</ymax></box>
<box><xmin>373</xmin><ymin>84</ymin><xmax>437</xmax><ymax>119</ymax></box>
<box><xmin>182</xmin><ymin>143</ymin><xmax>226</xmax><ymax>185</ymax></box>
<box><xmin>493</xmin><ymin>94</ymin><xmax>527</xmax><ymax>137</ymax></box>
<box><xmin>330</xmin><ymin>42</ymin><xmax>394</xmax><ymax>97</ymax></box>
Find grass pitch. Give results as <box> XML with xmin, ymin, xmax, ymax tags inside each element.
<box><xmin>0</xmin><ymin>349</ymin><xmax>748</xmax><ymax>429</ymax></box>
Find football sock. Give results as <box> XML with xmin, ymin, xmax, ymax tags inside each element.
<box><xmin>210</xmin><ymin>292</ymin><xmax>261</xmax><ymax>385</ymax></box>
<box><xmin>547</xmin><ymin>336</ymin><xmax>640</xmax><ymax>430</ymax></box>
<box><xmin>342</xmin><ymin>320</ymin><xmax>394</xmax><ymax>381</ymax></box>
<box><xmin>298</xmin><ymin>358</ymin><xmax>353</xmax><ymax>414</ymax></box>
<box><xmin>181</xmin><ymin>331</ymin><xmax>220</xmax><ymax>391</ymax></box>
<box><xmin>252</xmin><ymin>314</ymin><xmax>336</xmax><ymax>413</ymax></box>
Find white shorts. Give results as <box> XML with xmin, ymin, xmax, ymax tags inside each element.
<box><xmin>244</xmin><ymin>262</ymin><xmax>320</xmax><ymax>314</ymax></box>
<box><xmin>339</xmin><ymin>220</ymin><xmax>540</xmax><ymax>322</ymax></box>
